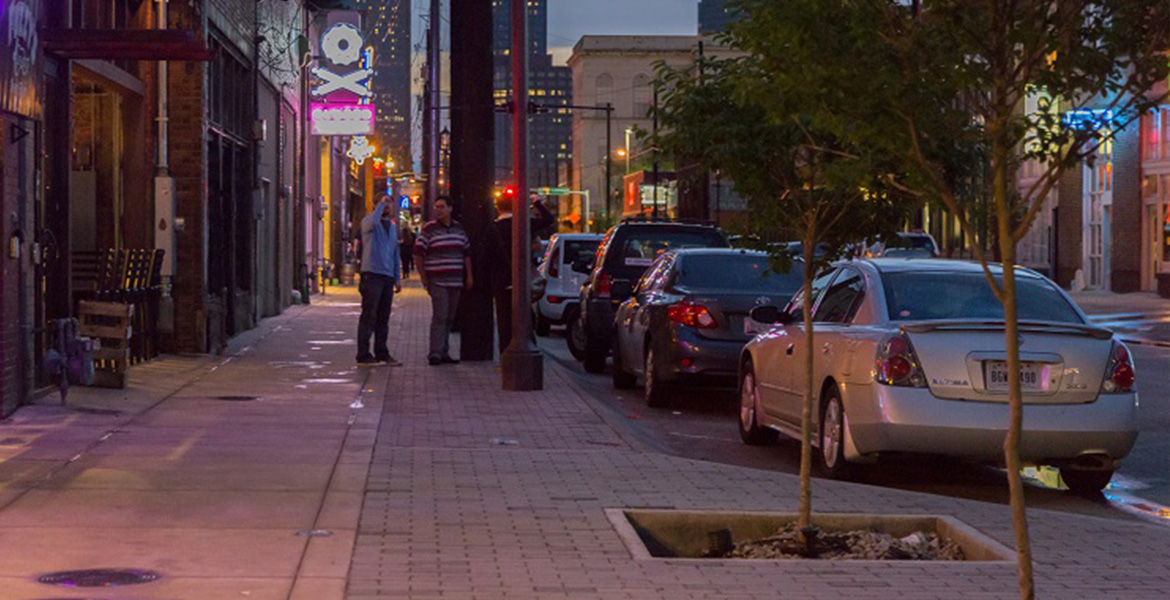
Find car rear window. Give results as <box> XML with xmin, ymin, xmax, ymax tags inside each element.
<box><xmin>611</xmin><ymin>228</ymin><xmax>727</xmax><ymax>271</ymax></box>
<box><xmin>677</xmin><ymin>254</ymin><xmax>804</xmax><ymax>293</ymax></box>
<box><xmin>881</xmin><ymin>271</ymin><xmax>1083</xmax><ymax>323</ymax></box>
<box><xmin>563</xmin><ymin>240</ymin><xmax>599</xmax><ymax>266</ymax></box>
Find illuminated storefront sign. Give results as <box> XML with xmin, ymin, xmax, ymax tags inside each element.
<box><xmin>310</xmin><ymin>103</ymin><xmax>375</xmax><ymax>136</ymax></box>
<box><xmin>347</xmin><ymin>135</ymin><xmax>374</xmax><ymax>165</ymax></box>
<box><xmin>312</xmin><ymin>22</ymin><xmax>372</xmax><ymax>100</ymax></box>
<box><xmin>1063</xmin><ymin>109</ymin><xmax>1114</xmax><ymax>131</ymax></box>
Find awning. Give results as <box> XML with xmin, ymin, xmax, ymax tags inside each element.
<box><xmin>42</xmin><ymin>29</ymin><xmax>212</xmax><ymax>61</ymax></box>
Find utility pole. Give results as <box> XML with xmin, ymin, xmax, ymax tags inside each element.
<box><xmin>605</xmin><ymin>102</ymin><xmax>613</xmax><ymax>221</ymax></box>
<box><xmin>501</xmin><ymin>0</ymin><xmax>542</xmax><ymax>391</ymax></box>
<box><xmin>426</xmin><ymin>0</ymin><xmax>442</xmax><ymax>221</ymax></box>
<box><xmin>450</xmin><ymin>0</ymin><xmax>496</xmax><ymax>362</ymax></box>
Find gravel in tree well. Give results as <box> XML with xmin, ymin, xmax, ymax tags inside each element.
<box><xmin>722</xmin><ymin>523</ymin><xmax>966</xmax><ymax>561</ymax></box>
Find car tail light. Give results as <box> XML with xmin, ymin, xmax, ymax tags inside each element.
<box><xmin>875</xmin><ymin>333</ymin><xmax>926</xmax><ymax>387</ymax></box>
<box><xmin>595</xmin><ymin>272</ymin><xmax>612</xmax><ymax>298</ymax></box>
<box><xmin>547</xmin><ymin>296</ymin><xmax>565</xmax><ymax>304</ymax></box>
<box><xmin>1101</xmin><ymin>341</ymin><xmax>1136</xmax><ymax>393</ymax></box>
<box><xmin>668</xmin><ymin>301</ymin><xmax>718</xmax><ymax>329</ymax></box>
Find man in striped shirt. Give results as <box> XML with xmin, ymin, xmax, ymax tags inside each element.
<box><xmin>414</xmin><ymin>196</ymin><xmax>473</xmax><ymax>365</ymax></box>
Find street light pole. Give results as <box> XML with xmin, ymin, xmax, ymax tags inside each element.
<box><xmin>502</xmin><ymin>0</ymin><xmax>542</xmax><ymax>391</ymax></box>
<box><xmin>605</xmin><ymin>102</ymin><xmax>612</xmax><ymax>221</ymax></box>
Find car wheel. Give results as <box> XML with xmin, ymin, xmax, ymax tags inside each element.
<box><xmin>644</xmin><ymin>345</ymin><xmax>669</xmax><ymax>408</ymax></box>
<box><xmin>817</xmin><ymin>387</ymin><xmax>855</xmax><ymax>479</ymax></box>
<box><xmin>566</xmin><ymin>307</ymin><xmax>587</xmax><ymax>361</ymax></box>
<box><xmin>582</xmin><ymin>328</ymin><xmax>607</xmax><ymax>374</ymax></box>
<box><xmin>739</xmin><ymin>362</ymin><xmax>778</xmax><ymax>445</ymax></box>
<box><xmin>534</xmin><ymin>311</ymin><xmax>551</xmax><ymax>337</ymax></box>
<box><xmin>1061</xmin><ymin>467</ymin><xmax>1114</xmax><ymax>496</ymax></box>
<box><xmin>612</xmin><ymin>338</ymin><xmax>636</xmax><ymax>390</ymax></box>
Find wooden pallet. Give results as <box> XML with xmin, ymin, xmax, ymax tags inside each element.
<box><xmin>78</xmin><ymin>301</ymin><xmax>134</xmax><ymax>389</ymax></box>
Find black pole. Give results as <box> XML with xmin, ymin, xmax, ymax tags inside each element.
<box><xmin>450</xmin><ymin>0</ymin><xmax>496</xmax><ymax>362</ymax></box>
<box><xmin>652</xmin><ymin>87</ymin><xmax>659</xmax><ymax>219</ymax></box>
<box><xmin>605</xmin><ymin>103</ymin><xmax>612</xmax><ymax>221</ymax></box>
<box><xmin>501</xmin><ymin>0</ymin><xmax>543</xmax><ymax>391</ymax></box>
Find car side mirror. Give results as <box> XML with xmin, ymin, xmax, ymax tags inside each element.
<box><xmin>571</xmin><ymin>259</ymin><xmax>593</xmax><ymax>274</ymax></box>
<box><xmin>611</xmin><ymin>280</ymin><xmax>634</xmax><ymax>299</ymax></box>
<box><xmin>750</xmin><ymin>305</ymin><xmax>785</xmax><ymax>325</ymax></box>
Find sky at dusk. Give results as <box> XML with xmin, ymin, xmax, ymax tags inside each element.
<box><xmin>547</xmin><ymin>0</ymin><xmax>701</xmax><ymax>64</ymax></box>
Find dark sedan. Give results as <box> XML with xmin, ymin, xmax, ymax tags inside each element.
<box><xmin>611</xmin><ymin>249</ymin><xmax>804</xmax><ymax>407</ymax></box>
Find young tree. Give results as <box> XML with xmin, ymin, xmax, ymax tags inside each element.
<box><xmin>736</xmin><ymin>0</ymin><xmax>1169</xmax><ymax>597</ymax></box>
<box><xmin>652</xmin><ymin>50</ymin><xmax>913</xmax><ymax>532</ymax></box>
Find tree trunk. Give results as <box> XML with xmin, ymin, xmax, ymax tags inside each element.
<box><xmin>994</xmin><ymin>151</ymin><xmax>1035</xmax><ymax>600</ymax></box>
<box><xmin>797</xmin><ymin>227</ymin><xmax>816</xmax><ymax>531</ymax></box>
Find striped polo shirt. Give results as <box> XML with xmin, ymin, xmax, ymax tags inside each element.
<box><xmin>413</xmin><ymin>219</ymin><xmax>471</xmax><ymax>288</ymax></box>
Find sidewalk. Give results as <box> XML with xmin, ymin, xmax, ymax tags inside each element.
<box><xmin>0</xmin><ymin>281</ymin><xmax>1166</xmax><ymax>599</ymax></box>
<box><xmin>1068</xmin><ymin>290</ymin><xmax>1170</xmax><ymax>319</ymax></box>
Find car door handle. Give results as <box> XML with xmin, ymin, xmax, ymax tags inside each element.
<box><xmin>785</xmin><ymin>344</ymin><xmax>795</xmax><ymax>356</ymax></box>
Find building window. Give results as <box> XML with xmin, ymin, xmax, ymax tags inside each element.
<box><xmin>632</xmin><ymin>74</ymin><xmax>651</xmax><ymax>119</ymax></box>
<box><xmin>596</xmin><ymin>73</ymin><xmax>614</xmax><ymax>108</ymax></box>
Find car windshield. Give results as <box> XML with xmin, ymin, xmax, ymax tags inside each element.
<box><xmin>881</xmin><ymin>235</ymin><xmax>936</xmax><ymax>257</ymax></box>
<box><xmin>614</xmin><ymin>229</ymin><xmax>727</xmax><ymax>270</ymax></box>
<box><xmin>563</xmin><ymin>240</ymin><xmax>599</xmax><ymax>266</ymax></box>
<box><xmin>677</xmin><ymin>254</ymin><xmax>804</xmax><ymax>293</ymax></box>
<box><xmin>881</xmin><ymin>271</ymin><xmax>1083</xmax><ymax>323</ymax></box>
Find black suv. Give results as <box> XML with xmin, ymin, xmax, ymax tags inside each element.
<box><xmin>572</xmin><ymin>220</ymin><xmax>729</xmax><ymax>373</ymax></box>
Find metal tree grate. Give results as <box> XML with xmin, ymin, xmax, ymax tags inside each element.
<box><xmin>210</xmin><ymin>395</ymin><xmax>259</xmax><ymax>402</ymax></box>
<box><xmin>37</xmin><ymin>568</ymin><xmax>162</xmax><ymax>587</ymax></box>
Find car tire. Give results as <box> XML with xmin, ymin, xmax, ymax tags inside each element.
<box><xmin>1061</xmin><ymin>467</ymin><xmax>1114</xmax><ymax>496</ymax></box>
<box><xmin>566</xmin><ymin>307</ymin><xmax>587</xmax><ymax>362</ymax></box>
<box><xmin>817</xmin><ymin>386</ymin><xmax>856</xmax><ymax>479</ymax></box>
<box><xmin>643</xmin><ymin>345</ymin><xmax>669</xmax><ymax>408</ymax></box>
<box><xmin>582</xmin><ymin>329</ymin><xmax>607</xmax><ymax>374</ymax></box>
<box><xmin>534</xmin><ymin>311</ymin><xmax>551</xmax><ymax>337</ymax></box>
<box><xmin>739</xmin><ymin>362</ymin><xmax>778</xmax><ymax>445</ymax></box>
<box><xmin>612</xmin><ymin>338</ymin><xmax>636</xmax><ymax>390</ymax></box>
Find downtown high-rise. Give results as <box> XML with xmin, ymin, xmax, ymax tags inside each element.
<box><xmin>360</xmin><ymin>0</ymin><xmax>413</xmax><ymax>167</ymax></box>
<box><xmin>492</xmin><ymin>0</ymin><xmax>573</xmax><ymax>189</ymax></box>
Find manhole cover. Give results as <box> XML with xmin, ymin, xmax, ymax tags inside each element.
<box><xmin>37</xmin><ymin>568</ymin><xmax>162</xmax><ymax>587</ymax></box>
<box><xmin>210</xmin><ymin>395</ymin><xmax>259</xmax><ymax>402</ymax></box>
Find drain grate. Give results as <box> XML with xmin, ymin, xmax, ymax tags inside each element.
<box><xmin>210</xmin><ymin>395</ymin><xmax>259</xmax><ymax>402</ymax></box>
<box><xmin>37</xmin><ymin>568</ymin><xmax>162</xmax><ymax>587</ymax></box>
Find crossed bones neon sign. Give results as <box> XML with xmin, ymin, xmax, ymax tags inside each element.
<box><xmin>312</xmin><ymin>23</ymin><xmax>373</xmax><ymax>99</ymax></box>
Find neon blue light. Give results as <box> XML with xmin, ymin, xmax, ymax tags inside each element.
<box><xmin>1062</xmin><ymin>109</ymin><xmax>1114</xmax><ymax>130</ymax></box>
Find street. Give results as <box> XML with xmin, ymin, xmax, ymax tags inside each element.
<box><xmin>535</xmin><ymin>315</ymin><xmax>1170</xmax><ymax>526</ymax></box>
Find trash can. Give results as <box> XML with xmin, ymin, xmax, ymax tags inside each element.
<box><xmin>340</xmin><ymin>263</ymin><xmax>357</xmax><ymax>285</ymax></box>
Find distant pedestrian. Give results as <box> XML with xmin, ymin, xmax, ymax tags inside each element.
<box><xmin>356</xmin><ymin>197</ymin><xmax>403</xmax><ymax>367</ymax></box>
<box><xmin>414</xmin><ymin>196</ymin><xmax>473</xmax><ymax>366</ymax></box>
<box><xmin>400</xmin><ymin>225</ymin><xmax>416</xmax><ymax>277</ymax></box>
<box><xmin>487</xmin><ymin>194</ymin><xmax>555</xmax><ymax>354</ymax></box>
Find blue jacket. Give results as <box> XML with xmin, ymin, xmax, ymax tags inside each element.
<box><xmin>361</xmin><ymin>212</ymin><xmax>402</xmax><ymax>280</ymax></box>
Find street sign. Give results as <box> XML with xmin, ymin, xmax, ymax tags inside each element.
<box><xmin>539</xmin><ymin>187</ymin><xmax>571</xmax><ymax>195</ymax></box>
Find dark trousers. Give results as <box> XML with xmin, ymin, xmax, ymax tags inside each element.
<box><xmin>357</xmin><ymin>272</ymin><xmax>395</xmax><ymax>360</ymax></box>
<box><xmin>400</xmin><ymin>246</ymin><xmax>413</xmax><ymax>275</ymax></box>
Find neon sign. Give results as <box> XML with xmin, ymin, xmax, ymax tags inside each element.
<box><xmin>310</xmin><ymin>103</ymin><xmax>375</xmax><ymax>136</ymax></box>
<box><xmin>312</xmin><ymin>22</ymin><xmax>373</xmax><ymax>100</ymax></box>
<box><xmin>347</xmin><ymin>136</ymin><xmax>375</xmax><ymax>165</ymax></box>
<box><xmin>1062</xmin><ymin>109</ymin><xmax>1114</xmax><ymax>131</ymax></box>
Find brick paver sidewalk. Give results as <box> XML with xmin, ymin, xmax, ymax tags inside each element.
<box><xmin>350</xmin><ymin>281</ymin><xmax>1170</xmax><ymax>600</ymax></box>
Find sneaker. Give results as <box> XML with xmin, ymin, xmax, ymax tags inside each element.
<box><xmin>357</xmin><ymin>356</ymin><xmax>378</xmax><ymax>366</ymax></box>
<box><xmin>440</xmin><ymin>355</ymin><xmax>460</xmax><ymax>365</ymax></box>
<box><xmin>378</xmin><ymin>355</ymin><xmax>404</xmax><ymax>367</ymax></box>
<box><xmin>427</xmin><ymin>355</ymin><xmax>442</xmax><ymax>366</ymax></box>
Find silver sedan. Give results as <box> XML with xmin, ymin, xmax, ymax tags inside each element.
<box><xmin>738</xmin><ymin>259</ymin><xmax>1139</xmax><ymax>494</ymax></box>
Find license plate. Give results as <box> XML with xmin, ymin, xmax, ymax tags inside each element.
<box><xmin>744</xmin><ymin>317</ymin><xmax>769</xmax><ymax>336</ymax></box>
<box><xmin>984</xmin><ymin>361</ymin><xmax>1048</xmax><ymax>392</ymax></box>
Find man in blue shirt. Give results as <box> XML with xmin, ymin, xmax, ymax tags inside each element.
<box><xmin>357</xmin><ymin>197</ymin><xmax>403</xmax><ymax>366</ymax></box>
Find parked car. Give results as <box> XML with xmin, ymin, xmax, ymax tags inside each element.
<box><xmin>859</xmin><ymin>231</ymin><xmax>940</xmax><ymax>258</ymax></box>
<box><xmin>612</xmin><ymin>249</ymin><xmax>804</xmax><ymax>407</ymax></box>
<box><xmin>574</xmin><ymin>220</ymin><xmax>730</xmax><ymax>374</ymax></box>
<box><xmin>738</xmin><ymin>258</ymin><xmax>1137</xmax><ymax>494</ymax></box>
<box><xmin>534</xmin><ymin>233</ymin><xmax>603</xmax><ymax>340</ymax></box>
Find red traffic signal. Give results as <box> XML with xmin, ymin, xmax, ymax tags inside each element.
<box><xmin>504</xmin><ymin>187</ymin><xmax>516</xmax><ymax>198</ymax></box>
